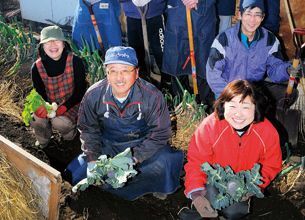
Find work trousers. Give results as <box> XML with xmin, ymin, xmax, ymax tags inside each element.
<box><xmin>263</xmin><ymin>0</ymin><xmax>280</xmax><ymax>34</ymax></box>
<box><xmin>30</xmin><ymin>114</ymin><xmax>77</xmax><ymax>144</ymax></box>
<box><xmin>126</xmin><ymin>15</ymin><xmax>172</xmax><ymax>90</ymax></box>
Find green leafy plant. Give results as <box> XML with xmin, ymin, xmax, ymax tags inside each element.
<box><xmin>0</xmin><ymin>16</ymin><xmax>36</xmax><ymax>76</ymax></box>
<box><xmin>22</xmin><ymin>89</ymin><xmax>57</xmax><ymax>126</ymax></box>
<box><xmin>201</xmin><ymin>162</ymin><xmax>264</xmax><ymax>210</ymax></box>
<box><xmin>70</xmin><ymin>39</ymin><xmax>105</xmax><ymax>85</ymax></box>
<box><xmin>72</xmin><ymin>148</ymin><xmax>137</xmax><ymax>193</ymax></box>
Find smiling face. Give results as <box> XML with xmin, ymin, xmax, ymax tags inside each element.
<box><xmin>239</xmin><ymin>7</ymin><xmax>264</xmax><ymax>40</ymax></box>
<box><xmin>106</xmin><ymin>63</ymin><xmax>139</xmax><ymax>98</ymax></box>
<box><xmin>224</xmin><ymin>94</ymin><xmax>255</xmax><ymax>129</ymax></box>
<box><xmin>42</xmin><ymin>40</ymin><xmax>65</xmax><ymax>61</ymax></box>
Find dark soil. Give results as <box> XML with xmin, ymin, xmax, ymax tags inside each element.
<box><xmin>0</xmin><ymin>112</ymin><xmax>305</xmax><ymax>220</ymax></box>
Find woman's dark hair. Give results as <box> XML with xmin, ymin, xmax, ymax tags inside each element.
<box><xmin>37</xmin><ymin>41</ymin><xmax>71</xmax><ymax>61</ymax></box>
<box><xmin>214</xmin><ymin>80</ymin><xmax>267</xmax><ymax>123</ymax></box>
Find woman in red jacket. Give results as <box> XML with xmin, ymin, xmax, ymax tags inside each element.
<box><xmin>183</xmin><ymin>80</ymin><xmax>282</xmax><ymax>219</ymax></box>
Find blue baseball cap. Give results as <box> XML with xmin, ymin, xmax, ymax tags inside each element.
<box><xmin>240</xmin><ymin>0</ymin><xmax>265</xmax><ymax>13</ymax></box>
<box><xmin>104</xmin><ymin>46</ymin><xmax>138</xmax><ymax>67</ymax></box>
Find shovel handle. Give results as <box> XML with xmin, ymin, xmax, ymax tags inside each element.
<box><xmin>186</xmin><ymin>9</ymin><xmax>198</xmax><ymax>95</ymax></box>
<box><xmin>286</xmin><ymin>59</ymin><xmax>299</xmax><ymax>95</ymax></box>
<box><xmin>82</xmin><ymin>0</ymin><xmax>104</xmax><ymax>53</ymax></box>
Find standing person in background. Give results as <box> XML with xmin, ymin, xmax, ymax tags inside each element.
<box><xmin>263</xmin><ymin>0</ymin><xmax>280</xmax><ymax>34</ymax></box>
<box><xmin>31</xmin><ymin>26</ymin><xmax>87</xmax><ymax>147</ymax></box>
<box><xmin>120</xmin><ymin>0</ymin><xmax>172</xmax><ymax>92</ymax></box>
<box><xmin>162</xmin><ymin>0</ymin><xmax>216</xmax><ymax>111</ymax></box>
<box><xmin>72</xmin><ymin>0</ymin><xmax>122</xmax><ymax>52</ymax></box>
<box><xmin>217</xmin><ymin>0</ymin><xmax>236</xmax><ymax>34</ymax></box>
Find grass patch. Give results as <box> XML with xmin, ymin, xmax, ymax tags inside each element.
<box><xmin>0</xmin><ymin>150</ymin><xmax>43</xmax><ymax>220</ymax></box>
<box><xmin>0</xmin><ymin>81</ymin><xmax>22</xmax><ymax>121</ymax></box>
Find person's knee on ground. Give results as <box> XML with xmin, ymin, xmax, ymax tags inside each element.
<box><xmin>63</xmin><ymin>153</ymin><xmax>88</xmax><ymax>185</ymax></box>
<box><xmin>51</xmin><ymin>116</ymin><xmax>77</xmax><ymax>141</ymax></box>
<box><xmin>30</xmin><ymin>114</ymin><xmax>52</xmax><ymax>144</ymax></box>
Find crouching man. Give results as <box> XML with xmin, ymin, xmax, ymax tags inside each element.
<box><xmin>64</xmin><ymin>46</ymin><xmax>183</xmax><ymax>200</ymax></box>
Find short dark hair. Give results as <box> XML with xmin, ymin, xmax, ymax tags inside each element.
<box><xmin>240</xmin><ymin>6</ymin><xmax>265</xmax><ymax>17</ymax></box>
<box><xmin>214</xmin><ymin>80</ymin><xmax>266</xmax><ymax>123</ymax></box>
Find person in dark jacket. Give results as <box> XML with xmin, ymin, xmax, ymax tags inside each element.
<box><xmin>216</xmin><ymin>0</ymin><xmax>236</xmax><ymax>33</ymax></box>
<box><xmin>162</xmin><ymin>0</ymin><xmax>217</xmax><ymax>110</ymax></box>
<box><xmin>72</xmin><ymin>0</ymin><xmax>122</xmax><ymax>52</ymax></box>
<box><xmin>31</xmin><ymin>25</ymin><xmax>87</xmax><ymax>147</ymax></box>
<box><xmin>263</xmin><ymin>0</ymin><xmax>280</xmax><ymax>34</ymax></box>
<box><xmin>120</xmin><ymin>0</ymin><xmax>172</xmax><ymax>92</ymax></box>
<box><xmin>64</xmin><ymin>46</ymin><xmax>183</xmax><ymax>201</ymax></box>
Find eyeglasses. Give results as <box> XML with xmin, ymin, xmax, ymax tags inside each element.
<box><xmin>243</xmin><ymin>12</ymin><xmax>264</xmax><ymax>20</ymax></box>
<box><xmin>107</xmin><ymin>68</ymin><xmax>136</xmax><ymax>77</ymax></box>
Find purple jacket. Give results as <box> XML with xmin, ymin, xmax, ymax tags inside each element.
<box><xmin>206</xmin><ymin>22</ymin><xmax>290</xmax><ymax>97</ymax></box>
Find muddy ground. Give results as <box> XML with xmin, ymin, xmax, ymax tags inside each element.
<box><xmin>0</xmin><ymin>111</ymin><xmax>305</xmax><ymax>220</ymax></box>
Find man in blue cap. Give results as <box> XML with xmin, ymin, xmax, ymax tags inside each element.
<box><xmin>64</xmin><ymin>46</ymin><xmax>183</xmax><ymax>201</ymax></box>
<box><xmin>206</xmin><ymin>0</ymin><xmax>298</xmax><ymax>105</ymax></box>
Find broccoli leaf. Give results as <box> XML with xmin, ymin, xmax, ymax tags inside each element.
<box><xmin>72</xmin><ymin>148</ymin><xmax>138</xmax><ymax>192</ymax></box>
<box><xmin>200</xmin><ymin>162</ymin><xmax>264</xmax><ymax>210</ymax></box>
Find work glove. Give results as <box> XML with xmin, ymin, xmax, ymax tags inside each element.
<box><xmin>35</xmin><ymin>106</ymin><xmax>48</xmax><ymax>118</ymax></box>
<box><xmin>287</xmin><ymin>63</ymin><xmax>302</xmax><ymax>78</ymax></box>
<box><xmin>132</xmin><ymin>157</ymin><xmax>139</xmax><ymax>165</ymax></box>
<box><xmin>241</xmin><ymin>192</ymin><xmax>253</xmax><ymax>202</ymax></box>
<box><xmin>56</xmin><ymin>105</ymin><xmax>67</xmax><ymax>116</ymax></box>
<box><xmin>87</xmin><ymin>161</ymin><xmax>97</xmax><ymax>179</ymax></box>
<box><xmin>182</xmin><ymin>0</ymin><xmax>198</xmax><ymax>9</ymax></box>
<box><xmin>191</xmin><ymin>191</ymin><xmax>218</xmax><ymax>218</ymax></box>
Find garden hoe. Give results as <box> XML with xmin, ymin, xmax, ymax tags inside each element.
<box><xmin>136</xmin><ymin>0</ymin><xmax>164</xmax><ymax>87</ymax></box>
<box><xmin>82</xmin><ymin>0</ymin><xmax>105</xmax><ymax>56</ymax></box>
<box><xmin>186</xmin><ymin>8</ymin><xmax>198</xmax><ymax>95</ymax></box>
<box><xmin>276</xmin><ymin>0</ymin><xmax>305</xmax><ymax>147</ymax></box>
<box><xmin>136</xmin><ymin>3</ymin><xmax>163</xmax><ymax>86</ymax></box>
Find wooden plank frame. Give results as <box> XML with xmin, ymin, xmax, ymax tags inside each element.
<box><xmin>0</xmin><ymin>135</ymin><xmax>61</xmax><ymax>220</ymax></box>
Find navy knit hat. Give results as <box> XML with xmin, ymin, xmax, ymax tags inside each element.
<box><xmin>240</xmin><ymin>0</ymin><xmax>265</xmax><ymax>13</ymax></box>
<box><xmin>104</xmin><ymin>46</ymin><xmax>138</xmax><ymax>67</ymax></box>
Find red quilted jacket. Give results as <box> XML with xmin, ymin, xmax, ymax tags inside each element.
<box><xmin>184</xmin><ymin>113</ymin><xmax>282</xmax><ymax>196</ymax></box>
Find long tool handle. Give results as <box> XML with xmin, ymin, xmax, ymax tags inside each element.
<box><xmin>137</xmin><ymin>5</ymin><xmax>152</xmax><ymax>75</ymax></box>
<box><xmin>283</xmin><ymin>0</ymin><xmax>299</xmax><ymax>47</ymax></box>
<box><xmin>286</xmin><ymin>59</ymin><xmax>299</xmax><ymax>95</ymax></box>
<box><xmin>186</xmin><ymin>8</ymin><xmax>198</xmax><ymax>95</ymax></box>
